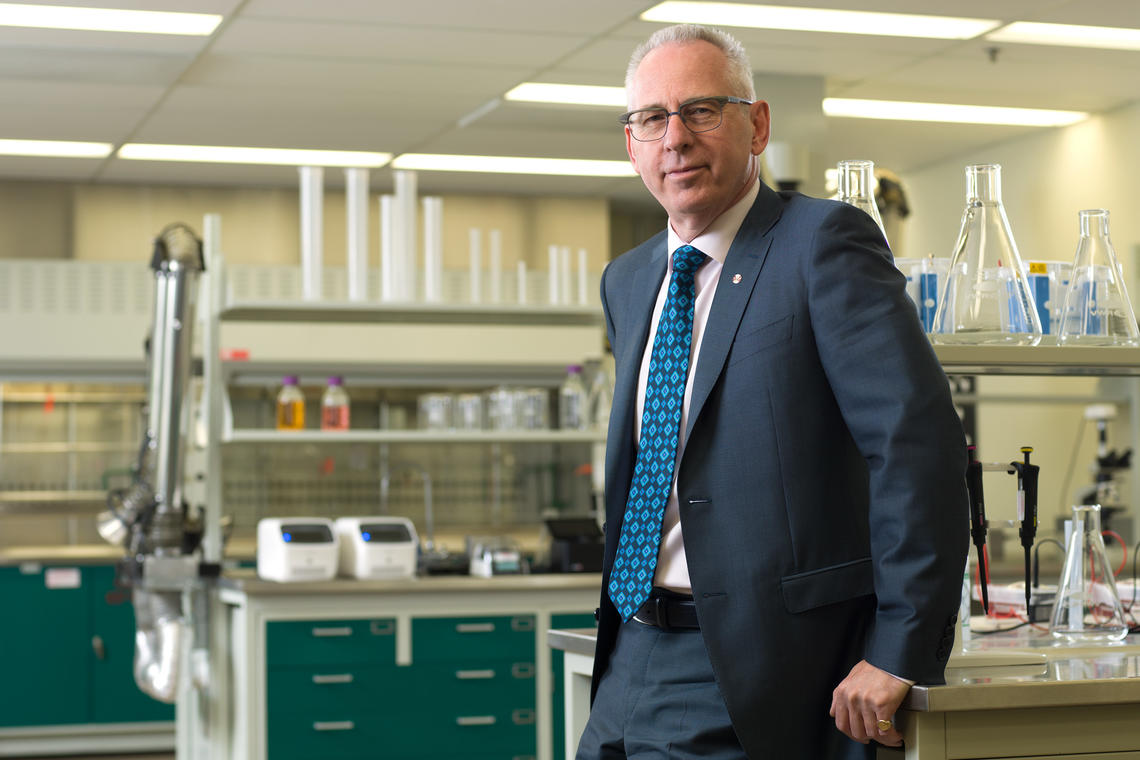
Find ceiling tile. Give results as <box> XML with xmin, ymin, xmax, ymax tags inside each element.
<box><xmin>0</xmin><ymin>46</ymin><xmax>193</xmax><ymax>86</ymax></box>
<box><xmin>181</xmin><ymin>53</ymin><xmax>528</xmax><ymax>96</ymax></box>
<box><xmin>211</xmin><ymin>18</ymin><xmax>588</xmax><ymax>67</ymax></box>
<box><xmin>241</xmin><ymin>0</ymin><xmax>656</xmax><ymax>34</ymax></box>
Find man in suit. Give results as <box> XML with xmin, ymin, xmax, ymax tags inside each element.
<box><xmin>576</xmin><ymin>23</ymin><xmax>968</xmax><ymax>759</ymax></box>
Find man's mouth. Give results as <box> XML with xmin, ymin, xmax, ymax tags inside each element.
<box><xmin>667</xmin><ymin>165</ymin><xmax>704</xmax><ymax>179</ymax></box>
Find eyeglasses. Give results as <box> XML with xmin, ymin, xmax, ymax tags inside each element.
<box><xmin>619</xmin><ymin>96</ymin><xmax>753</xmax><ymax>142</ymax></box>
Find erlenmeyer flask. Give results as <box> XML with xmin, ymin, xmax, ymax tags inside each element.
<box><xmin>1050</xmin><ymin>504</ymin><xmax>1128</xmax><ymax>642</ymax></box>
<box><xmin>932</xmin><ymin>164</ymin><xmax>1042</xmax><ymax>344</ymax></box>
<box><xmin>1057</xmin><ymin>209</ymin><xmax>1139</xmax><ymax>346</ymax></box>
<box><xmin>836</xmin><ymin>160</ymin><xmax>887</xmax><ymax>243</ymax></box>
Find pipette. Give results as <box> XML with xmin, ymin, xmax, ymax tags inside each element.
<box><xmin>1010</xmin><ymin>446</ymin><xmax>1039</xmax><ymax>620</ymax></box>
<box><xmin>965</xmin><ymin>445</ymin><xmax>989</xmax><ymax>614</ymax></box>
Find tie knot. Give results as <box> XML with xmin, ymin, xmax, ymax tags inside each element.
<box><xmin>672</xmin><ymin>245</ymin><xmax>707</xmax><ymax>274</ymax></box>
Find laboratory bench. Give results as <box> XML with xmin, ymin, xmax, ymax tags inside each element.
<box><xmin>550</xmin><ymin>626</ymin><xmax>1140</xmax><ymax>760</ymax></box>
<box><xmin>199</xmin><ymin>569</ymin><xmax>602</xmax><ymax>760</ymax></box>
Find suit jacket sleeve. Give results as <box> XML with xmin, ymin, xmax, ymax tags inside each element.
<box><xmin>805</xmin><ymin>202</ymin><xmax>968</xmax><ymax>682</ymax></box>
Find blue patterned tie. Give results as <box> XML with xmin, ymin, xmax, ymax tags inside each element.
<box><xmin>608</xmin><ymin>245</ymin><xmax>707</xmax><ymax>621</ymax></box>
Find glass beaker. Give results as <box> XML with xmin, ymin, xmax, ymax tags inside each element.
<box><xmin>836</xmin><ymin>160</ymin><xmax>887</xmax><ymax>242</ymax></box>
<box><xmin>932</xmin><ymin>164</ymin><xmax>1042</xmax><ymax>345</ymax></box>
<box><xmin>1049</xmin><ymin>504</ymin><xmax>1128</xmax><ymax>642</ymax></box>
<box><xmin>1057</xmin><ymin>209</ymin><xmax>1140</xmax><ymax>346</ymax></box>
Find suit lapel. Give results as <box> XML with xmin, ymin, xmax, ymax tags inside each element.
<box><xmin>685</xmin><ymin>185</ymin><xmax>783</xmax><ymax>440</ymax></box>
<box><xmin>608</xmin><ymin>238</ymin><xmax>668</xmax><ymax>517</ymax></box>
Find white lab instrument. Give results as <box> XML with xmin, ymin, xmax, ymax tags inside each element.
<box><xmin>335</xmin><ymin>516</ymin><xmax>419</xmax><ymax>579</ymax></box>
<box><xmin>257</xmin><ymin>518</ymin><xmax>339</xmax><ymax>582</ymax></box>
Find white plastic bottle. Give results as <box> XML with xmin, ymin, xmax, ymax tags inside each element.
<box><xmin>587</xmin><ymin>366</ymin><xmax>613</xmax><ymax>431</ymax></box>
<box><xmin>321</xmin><ymin>376</ymin><xmax>350</xmax><ymax>431</ymax></box>
<box><xmin>558</xmin><ymin>365</ymin><xmax>588</xmax><ymax>431</ymax></box>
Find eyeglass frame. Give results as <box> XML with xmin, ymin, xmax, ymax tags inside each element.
<box><xmin>619</xmin><ymin>95</ymin><xmax>754</xmax><ymax>142</ymax></box>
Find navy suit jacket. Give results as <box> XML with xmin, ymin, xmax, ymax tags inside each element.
<box><xmin>592</xmin><ymin>182</ymin><xmax>968</xmax><ymax>758</ymax></box>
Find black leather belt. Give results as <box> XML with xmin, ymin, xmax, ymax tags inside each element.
<box><xmin>633</xmin><ymin>590</ymin><xmax>700</xmax><ymax>630</ymax></box>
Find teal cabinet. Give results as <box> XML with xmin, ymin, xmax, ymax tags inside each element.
<box><xmin>550</xmin><ymin>613</ymin><xmax>598</xmax><ymax>760</ymax></box>
<box><xmin>266</xmin><ymin>614</ymin><xmax>538</xmax><ymax>760</ymax></box>
<box><xmin>0</xmin><ymin>564</ymin><xmax>174</xmax><ymax>728</ymax></box>
<box><xmin>266</xmin><ymin>617</ymin><xmax>398</xmax><ymax>760</ymax></box>
<box><xmin>0</xmin><ymin>565</ymin><xmax>91</xmax><ymax>727</ymax></box>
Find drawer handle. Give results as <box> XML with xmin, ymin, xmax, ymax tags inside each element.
<box><xmin>511</xmin><ymin>662</ymin><xmax>535</xmax><ymax>679</ymax></box>
<box><xmin>312</xmin><ymin>674</ymin><xmax>354</xmax><ymax>685</ymax></box>
<box><xmin>370</xmin><ymin>620</ymin><xmax>394</xmax><ymax>636</ymax></box>
<box><xmin>455</xmin><ymin>623</ymin><xmax>495</xmax><ymax>634</ymax></box>
<box><xmin>311</xmin><ymin>626</ymin><xmax>353</xmax><ymax>638</ymax></box>
<box><xmin>313</xmin><ymin>721</ymin><xmax>355</xmax><ymax>732</ymax></box>
<box><xmin>456</xmin><ymin>715</ymin><xmax>497</xmax><ymax>727</ymax></box>
<box><xmin>510</xmin><ymin>617</ymin><xmax>535</xmax><ymax>632</ymax></box>
<box><xmin>455</xmin><ymin>669</ymin><xmax>495</xmax><ymax>680</ymax></box>
<box><xmin>512</xmin><ymin>709</ymin><xmax>536</xmax><ymax>726</ymax></box>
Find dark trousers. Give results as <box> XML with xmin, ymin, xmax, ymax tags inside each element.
<box><xmin>575</xmin><ymin>620</ymin><xmax>746</xmax><ymax>760</ymax></box>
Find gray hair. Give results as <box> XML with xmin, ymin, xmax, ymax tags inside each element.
<box><xmin>625</xmin><ymin>24</ymin><xmax>756</xmax><ymax>105</ymax></box>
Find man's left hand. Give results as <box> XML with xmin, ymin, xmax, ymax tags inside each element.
<box><xmin>829</xmin><ymin>660</ymin><xmax>910</xmax><ymax>747</ymax></box>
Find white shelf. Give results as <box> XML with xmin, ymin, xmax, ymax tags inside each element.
<box><xmin>221</xmin><ymin>300</ymin><xmax>603</xmax><ymax>327</ymax></box>
<box><xmin>932</xmin><ymin>342</ymin><xmax>1140</xmax><ymax>376</ymax></box>
<box><xmin>223</xmin><ymin>429</ymin><xmax>606</xmax><ymax>444</ymax></box>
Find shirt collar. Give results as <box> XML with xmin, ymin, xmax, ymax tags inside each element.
<box><xmin>666</xmin><ymin>179</ymin><xmax>760</xmax><ymax>266</ymax></box>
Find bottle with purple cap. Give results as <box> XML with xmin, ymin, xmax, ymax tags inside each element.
<box><xmin>321</xmin><ymin>376</ymin><xmax>350</xmax><ymax>431</ymax></box>
<box><xmin>276</xmin><ymin>376</ymin><xmax>305</xmax><ymax>431</ymax></box>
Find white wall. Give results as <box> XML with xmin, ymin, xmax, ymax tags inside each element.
<box><xmin>901</xmin><ymin>102</ymin><xmax>1140</xmax><ymax>542</ymax></box>
<box><xmin>0</xmin><ymin>181</ymin><xmax>611</xmax><ymax>273</ymax></box>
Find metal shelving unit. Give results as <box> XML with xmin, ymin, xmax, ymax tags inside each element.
<box><xmin>930</xmin><ymin>339</ymin><xmax>1140</xmax><ymax>532</ymax></box>
<box><xmin>224</xmin><ymin>429</ymin><xmax>605</xmax><ymax>444</ymax></box>
<box><xmin>933</xmin><ymin>342</ymin><xmax>1140</xmax><ymax>376</ymax></box>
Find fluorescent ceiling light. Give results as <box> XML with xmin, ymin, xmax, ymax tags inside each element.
<box><xmin>505</xmin><ymin>83</ymin><xmax>626</xmax><ymax>107</ymax></box>
<box><xmin>0</xmin><ymin>138</ymin><xmax>112</xmax><ymax>158</ymax></box>
<box><xmin>986</xmin><ymin>21</ymin><xmax>1140</xmax><ymax>51</ymax></box>
<box><xmin>118</xmin><ymin>144</ymin><xmax>392</xmax><ymax>167</ymax></box>
<box><xmin>823</xmin><ymin>98</ymin><xmax>1087</xmax><ymax>127</ymax></box>
<box><xmin>0</xmin><ymin>3</ymin><xmax>221</xmax><ymax>35</ymax></box>
<box><xmin>391</xmin><ymin>153</ymin><xmax>637</xmax><ymax>177</ymax></box>
<box><xmin>642</xmin><ymin>2</ymin><xmax>999</xmax><ymax>40</ymax></box>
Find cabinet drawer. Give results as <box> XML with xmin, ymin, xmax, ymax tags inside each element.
<box><xmin>268</xmin><ymin>663</ymin><xmax>414</xmax><ymax>715</ymax></box>
<box><xmin>267</xmin><ymin>714</ymin><xmax>374</xmax><ymax>760</ymax></box>
<box><xmin>267</xmin><ymin>618</ymin><xmax>395</xmax><ymax>667</ymax></box>
<box><xmin>412</xmin><ymin>615</ymin><xmax>535</xmax><ymax>663</ymax></box>
<box><xmin>384</xmin><ymin>705</ymin><xmax>538</xmax><ymax>756</ymax></box>
<box><xmin>410</xmin><ymin>661</ymin><xmax>535</xmax><ymax>712</ymax></box>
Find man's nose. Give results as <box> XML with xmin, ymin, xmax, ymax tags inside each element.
<box><xmin>661</xmin><ymin>112</ymin><xmax>692</xmax><ymax>149</ymax></box>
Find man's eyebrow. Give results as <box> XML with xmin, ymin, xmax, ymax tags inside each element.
<box><xmin>628</xmin><ymin>95</ymin><xmax>719</xmax><ymax>111</ymax></box>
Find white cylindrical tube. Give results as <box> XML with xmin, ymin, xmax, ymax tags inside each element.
<box><xmin>560</xmin><ymin>245</ymin><xmax>572</xmax><ymax>306</ymax></box>
<box><xmin>345</xmin><ymin>168</ymin><xmax>369</xmax><ymax>302</ymax></box>
<box><xmin>469</xmin><ymin>227</ymin><xmax>482</xmax><ymax>304</ymax></box>
<box><xmin>577</xmin><ymin>248</ymin><xmax>588</xmax><ymax>306</ymax></box>
<box><xmin>394</xmin><ymin>170</ymin><xmax>417</xmax><ymax>300</ymax></box>
<box><xmin>517</xmin><ymin>260</ymin><xmax>528</xmax><ymax>305</ymax></box>
<box><xmin>489</xmin><ymin>229</ymin><xmax>502</xmax><ymax>304</ymax></box>
<box><xmin>422</xmin><ymin>197</ymin><xmax>443</xmax><ymax>303</ymax></box>
<box><xmin>548</xmin><ymin>244</ymin><xmax>560</xmax><ymax>306</ymax></box>
<box><xmin>298</xmin><ymin>166</ymin><xmax>324</xmax><ymax>301</ymax></box>
<box><xmin>380</xmin><ymin>194</ymin><xmax>396</xmax><ymax>302</ymax></box>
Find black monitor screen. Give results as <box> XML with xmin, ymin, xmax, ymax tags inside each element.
<box><xmin>281</xmin><ymin>524</ymin><xmax>333</xmax><ymax>543</ymax></box>
<box><xmin>360</xmin><ymin>523</ymin><xmax>413</xmax><ymax>543</ymax></box>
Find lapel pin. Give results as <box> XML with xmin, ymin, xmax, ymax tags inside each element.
<box><xmin>732</xmin><ymin>273</ymin><xmax>742</xmax><ymax>284</ymax></box>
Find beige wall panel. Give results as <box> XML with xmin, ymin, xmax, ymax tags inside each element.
<box><xmin>0</xmin><ymin>181</ymin><xmax>72</xmax><ymax>259</ymax></box>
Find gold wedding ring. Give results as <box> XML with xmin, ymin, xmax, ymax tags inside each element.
<box><xmin>876</xmin><ymin>718</ymin><xmax>893</xmax><ymax>733</ymax></box>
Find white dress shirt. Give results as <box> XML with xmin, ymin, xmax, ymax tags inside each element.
<box><xmin>634</xmin><ymin>180</ymin><xmax>760</xmax><ymax>594</ymax></box>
